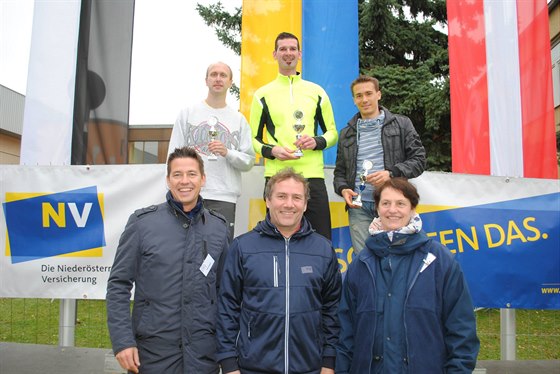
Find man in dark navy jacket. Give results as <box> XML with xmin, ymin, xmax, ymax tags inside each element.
<box><xmin>107</xmin><ymin>147</ymin><xmax>229</xmax><ymax>374</ymax></box>
<box><xmin>216</xmin><ymin>168</ymin><xmax>341</xmax><ymax>374</ymax></box>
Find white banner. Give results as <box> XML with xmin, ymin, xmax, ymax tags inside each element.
<box><xmin>20</xmin><ymin>0</ymin><xmax>81</xmax><ymax>165</ymax></box>
<box><xmin>1</xmin><ymin>165</ymin><xmax>559</xmax><ymax>308</ymax></box>
<box><xmin>1</xmin><ymin>164</ymin><xmax>164</xmax><ymax>299</ymax></box>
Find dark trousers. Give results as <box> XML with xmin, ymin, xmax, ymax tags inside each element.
<box><xmin>264</xmin><ymin>177</ymin><xmax>332</xmax><ymax>240</ymax></box>
<box><xmin>204</xmin><ymin>199</ymin><xmax>235</xmax><ymax>241</ymax></box>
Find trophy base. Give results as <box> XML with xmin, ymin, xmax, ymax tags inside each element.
<box><xmin>208</xmin><ymin>154</ymin><xmax>218</xmax><ymax>161</ymax></box>
<box><xmin>352</xmin><ymin>199</ymin><xmax>363</xmax><ymax>207</ymax></box>
<box><xmin>293</xmin><ymin>150</ymin><xmax>304</xmax><ymax>157</ymax></box>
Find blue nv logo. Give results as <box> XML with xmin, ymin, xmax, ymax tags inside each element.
<box><xmin>3</xmin><ymin>186</ymin><xmax>106</xmax><ymax>264</ymax></box>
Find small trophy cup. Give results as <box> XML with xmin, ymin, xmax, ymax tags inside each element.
<box><xmin>292</xmin><ymin>110</ymin><xmax>305</xmax><ymax>157</ymax></box>
<box><xmin>353</xmin><ymin>160</ymin><xmax>373</xmax><ymax>207</ymax></box>
<box><xmin>207</xmin><ymin>115</ymin><xmax>219</xmax><ymax>161</ymax></box>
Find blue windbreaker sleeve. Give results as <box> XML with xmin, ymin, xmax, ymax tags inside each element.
<box><xmin>106</xmin><ymin>214</ymin><xmax>140</xmax><ymax>355</ymax></box>
<box><xmin>216</xmin><ymin>238</ymin><xmax>244</xmax><ymax>372</ymax></box>
<box><xmin>215</xmin><ymin>228</ymin><xmax>231</xmax><ymax>298</ymax></box>
<box><xmin>442</xmin><ymin>259</ymin><xmax>480</xmax><ymax>373</ymax></box>
<box><xmin>320</xmin><ymin>248</ymin><xmax>342</xmax><ymax>368</ymax></box>
<box><xmin>335</xmin><ymin>264</ymin><xmax>358</xmax><ymax>374</ymax></box>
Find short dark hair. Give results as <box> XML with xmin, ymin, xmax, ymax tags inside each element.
<box><xmin>166</xmin><ymin>147</ymin><xmax>204</xmax><ymax>177</ymax></box>
<box><xmin>373</xmin><ymin>177</ymin><xmax>420</xmax><ymax>209</ymax></box>
<box><xmin>265</xmin><ymin>168</ymin><xmax>310</xmax><ymax>201</ymax></box>
<box><xmin>350</xmin><ymin>75</ymin><xmax>380</xmax><ymax>96</ymax></box>
<box><xmin>275</xmin><ymin>32</ymin><xmax>300</xmax><ymax>51</ymax></box>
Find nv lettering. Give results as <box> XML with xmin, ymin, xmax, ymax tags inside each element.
<box><xmin>42</xmin><ymin>202</ymin><xmax>93</xmax><ymax>228</ymax></box>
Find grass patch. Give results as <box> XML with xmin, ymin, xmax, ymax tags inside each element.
<box><xmin>1</xmin><ymin>299</ymin><xmax>559</xmax><ymax>360</ymax></box>
<box><xmin>0</xmin><ymin>299</ymin><xmax>111</xmax><ymax>348</ymax></box>
<box><xmin>475</xmin><ymin>308</ymin><xmax>559</xmax><ymax>360</ymax></box>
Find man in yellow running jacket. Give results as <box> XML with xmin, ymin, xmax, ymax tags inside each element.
<box><xmin>249</xmin><ymin>31</ymin><xmax>338</xmax><ymax>240</ymax></box>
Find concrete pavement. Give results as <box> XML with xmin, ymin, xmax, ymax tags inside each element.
<box><xmin>1</xmin><ymin>342</ymin><xmax>559</xmax><ymax>374</ymax></box>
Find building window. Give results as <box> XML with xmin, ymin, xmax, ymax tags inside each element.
<box><xmin>129</xmin><ymin>141</ymin><xmax>159</xmax><ymax>164</ymax></box>
<box><xmin>552</xmin><ymin>42</ymin><xmax>560</xmax><ymax>108</ymax></box>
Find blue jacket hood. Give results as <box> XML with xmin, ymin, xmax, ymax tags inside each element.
<box><xmin>364</xmin><ymin>231</ymin><xmax>431</xmax><ymax>258</ymax></box>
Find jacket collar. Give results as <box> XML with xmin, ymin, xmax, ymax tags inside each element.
<box><xmin>276</xmin><ymin>72</ymin><xmax>302</xmax><ymax>84</ymax></box>
<box><xmin>358</xmin><ymin>231</ymin><xmax>433</xmax><ymax>299</ymax></box>
<box><xmin>347</xmin><ymin>105</ymin><xmax>395</xmax><ymax>130</ymax></box>
<box><xmin>166</xmin><ymin>191</ymin><xmax>205</xmax><ymax>222</ymax></box>
<box><xmin>361</xmin><ymin>231</ymin><xmax>430</xmax><ymax>260</ymax></box>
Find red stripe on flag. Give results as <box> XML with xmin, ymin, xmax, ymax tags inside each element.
<box><xmin>448</xmin><ymin>0</ymin><xmax>490</xmax><ymax>175</ymax></box>
<box><xmin>516</xmin><ymin>0</ymin><xmax>558</xmax><ymax>179</ymax></box>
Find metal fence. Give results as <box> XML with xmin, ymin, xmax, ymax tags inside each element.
<box><xmin>0</xmin><ymin>299</ymin><xmax>110</xmax><ymax>348</ymax></box>
<box><xmin>1</xmin><ymin>298</ymin><xmax>559</xmax><ymax>360</ymax></box>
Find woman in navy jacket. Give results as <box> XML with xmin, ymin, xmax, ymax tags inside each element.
<box><xmin>336</xmin><ymin>178</ymin><xmax>479</xmax><ymax>374</ymax></box>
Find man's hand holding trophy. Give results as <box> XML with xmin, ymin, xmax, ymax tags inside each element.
<box><xmin>352</xmin><ymin>160</ymin><xmax>373</xmax><ymax>207</ymax></box>
<box><xmin>207</xmin><ymin>115</ymin><xmax>219</xmax><ymax>161</ymax></box>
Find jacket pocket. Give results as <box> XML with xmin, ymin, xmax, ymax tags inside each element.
<box><xmin>341</xmin><ymin>131</ymin><xmax>357</xmax><ymax>147</ymax></box>
<box><xmin>383</xmin><ymin>125</ymin><xmax>400</xmax><ymax>137</ymax></box>
<box><xmin>273</xmin><ymin>255</ymin><xmax>279</xmax><ymax>288</ymax></box>
<box><xmin>247</xmin><ymin>315</ymin><xmax>253</xmax><ymax>339</ymax></box>
<box><xmin>238</xmin><ymin>311</ymin><xmax>284</xmax><ymax>371</ymax></box>
<box><xmin>132</xmin><ymin>299</ymin><xmax>152</xmax><ymax>338</ymax></box>
<box><xmin>206</xmin><ymin>279</ymin><xmax>217</xmax><ymax>306</ymax></box>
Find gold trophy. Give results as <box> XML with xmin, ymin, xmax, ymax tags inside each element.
<box><xmin>207</xmin><ymin>115</ymin><xmax>219</xmax><ymax>161</ymax></box>
<box><xmin>353</xmin><ymin>160</ymin><xmax>373</xmax><ymax>207</ymax></box>
<box><xmin>292</xmin><ymin>110</ymin><xmax>305</xmax><ymax>157</ymax></box>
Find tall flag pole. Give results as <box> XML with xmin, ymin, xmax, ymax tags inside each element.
<box><xmin>240</xmin><ymin>0</ymin><xmax>359</xmax><ymax>166</ymax></box>
<box><xmin>301</xmin><ymin>0</ymin><xmax>359</xmax><ymax>165</ymax></box>
<box><xmin>19</xmin><ymin>0</ymin><xmax>135</xmax><ymax>348</ymax></box>
<box><xmin>448</xmin><ymin>0</ymin><xmax>557</xmax><ymax>179</ymax></box>
<box><xmin>72</xmin><ymin>0</ymin><xmax>135</xmax><ymax>165</ymax></box>
<box><xmin>239</xmin><ymin>0</ymin><xmax>302</xmax><ymax>134</ymax></box>
<box><xmin>20</xmin><ymin>0</ymin><xmax>134</xmax><ymax>166</ymax></box>
<box><xmin>20</xmin><ymin>1</ymin><xmax>82</xmax><ymax>165</ymax></box>
<box><xmin>448</xmin><ymin>0</ymin><xmax>557</xmax><ymax>360</ymax></box>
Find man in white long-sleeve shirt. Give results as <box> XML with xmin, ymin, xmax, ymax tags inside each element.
<box><xmin>168</xmin><ymin>62</ymin><xmax>255</xmax><ymax>239</ymax></box>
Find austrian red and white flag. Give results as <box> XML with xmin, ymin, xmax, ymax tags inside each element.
<box><xmin>448</xmin><ymin>0</ymin><xmax>557</xmax><ymax>178</ymax></box>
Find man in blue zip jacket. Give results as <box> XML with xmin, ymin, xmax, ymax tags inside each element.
<box><xmin>216</xmin><ymin>168</ymin><xmax>341</xmax><ymax>374</ymax></box>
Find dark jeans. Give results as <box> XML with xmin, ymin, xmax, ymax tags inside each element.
<box><xmin>204</xmin><ymin>199</ymin><xmax>235</xmax><ymax>241</ymax></box>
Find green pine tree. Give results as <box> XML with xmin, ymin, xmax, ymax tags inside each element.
<box><xmin>196</xmin><ymin>2</ymin><xmax>242</xmax><ymax>100</ymax></box>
